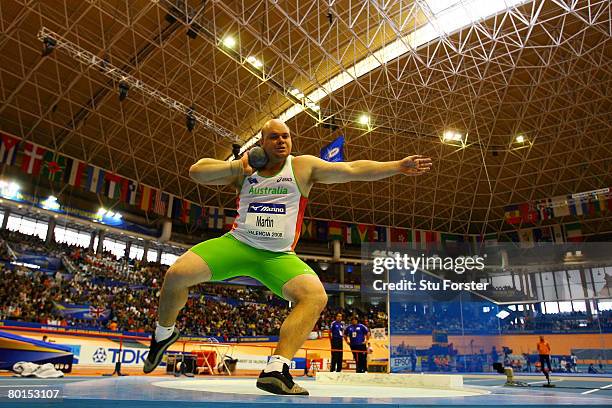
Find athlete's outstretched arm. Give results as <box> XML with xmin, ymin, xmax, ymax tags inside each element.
<box><xmin>189</xmin><ymin>158</ymin><xmax>242</xmax><ymax>185</ymax></box>
<box><xmin>301</xmin><ymin>155</ymin><xmax>432</xmax><ymax>185</ymax></box>
<box><xmin>189</xmin><ymin>154</ymin><xmax>253</xmax><ymax>186</ymax></box>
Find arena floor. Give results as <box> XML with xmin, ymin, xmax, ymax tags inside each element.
<box><xmin>0</xmin><ymin>374</ymin><xmax>610</xmax><ymax>407</ymax></box>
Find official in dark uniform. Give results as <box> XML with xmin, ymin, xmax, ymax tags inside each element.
<box><xmin>330</xmin><ymin>313</ymin><xmax>344</xmax><ymax>372</ymax></box>
<box><xmin>345</xmin><ymin>316</ymin><xmax>370</xmax><ymax>373</ymax></box>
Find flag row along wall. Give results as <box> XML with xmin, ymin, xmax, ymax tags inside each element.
<box><xmin>0</xmin><ymin>131</ymin><xmax>593</xmax><ymax>243</ymax></box>
<box><xmin>504</xmin><ymin>188</ymin><xmax>611</xmax><ymax>225</ymax></box>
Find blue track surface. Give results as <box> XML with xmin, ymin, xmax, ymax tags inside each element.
<box><xmin>0</xmin><ymin>374</ymin><xmax>610</xmax><ymax>407</ymax></box>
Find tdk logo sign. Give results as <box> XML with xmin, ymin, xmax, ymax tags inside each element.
<box><xmin>248</xmin><ymin>177</ymin><xmax>258</xmax><ymax>184</ymax></box>
<box><xmin>276</xmin><ymin>177</ymin><xmax>292</xmax><ymax>183</ymax></box>
<box><xmin>107</xmin><ymin>348</ymin><xmax>149</xmax><ymax>364</ymax></box>
<box><xmin>248</xmin><ymin>202</ymin><xmax>286</xmax><ymax>214</ymax></box>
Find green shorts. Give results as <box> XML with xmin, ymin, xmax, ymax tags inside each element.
<box><xmin>189</xmin><ymin>233</ymin><xmax>316</xmax><ymax>299</ymax></box>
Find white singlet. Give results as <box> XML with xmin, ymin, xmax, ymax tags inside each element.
<box><xmin>229</xmin><ymin>155</ymin><xmax>307</xmax><ymax>252</ymax></box>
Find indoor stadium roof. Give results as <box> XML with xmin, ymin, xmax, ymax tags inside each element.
<box><xmin>0</xmin><ymin>0</ymin><xmax>610</xmax><ymax>235</ymax></box>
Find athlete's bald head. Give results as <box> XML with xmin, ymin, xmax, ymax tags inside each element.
<box><xmin>260</xmin><ymin>118</ymin><xmax>291</xmax><ymax>162</ymax></box>
<box><xmin>261</xmin><ymin>119</ymin><xmax>290</xmax><ymax>139</ymax></box>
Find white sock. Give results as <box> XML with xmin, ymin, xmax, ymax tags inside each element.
<box><xmin>155</xmin><ymin>322</ymin><xmax>175</xmax><ymax>342</ymax></box>
<box><xmin>264</xmin><ymin>355</ymin><xmax>291</xmax><ymax>373</ymax></box>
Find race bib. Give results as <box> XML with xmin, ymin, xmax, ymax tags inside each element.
<box><xmin>245</xmin><ymin>202</ymin><xmax>286</xmax><ymax>239</ymax></box>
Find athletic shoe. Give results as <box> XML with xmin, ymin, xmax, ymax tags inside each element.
<box><xmin>256</xmin><ymin>363</ymin><xmax>309</xmax><ymax>395</ymax></box>
<box><xmin>143</xmin><ymin>327</ymin><xmax>180</xmax><ymax>374</ymax></box>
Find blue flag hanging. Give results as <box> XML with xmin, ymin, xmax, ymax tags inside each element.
<box><xmin>320</xmin><ymin>135</ymin><xmax>345</xmax><ymax>162</ymax></box>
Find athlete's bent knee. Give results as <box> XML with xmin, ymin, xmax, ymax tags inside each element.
<box><xmin>307</xmin><ymin>291</ymin><xmax>328</xmax><ymax>311</ymax></box>
<box><xmin>163</xmin><ymin>265</ymin><xmax>189</xmax><ymax>289</ymax></box>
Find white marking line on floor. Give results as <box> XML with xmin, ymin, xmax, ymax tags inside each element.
<box><xmin>0</xmin><ymin>385</ymin><xmax>49</xmax><ymax>387</ymax></box>
<box><xmin>527</xmin><ymin>379</ymin><xmax>563</xmax><ymax>385</ymax></box>
<box><xmin>581</xmin><ymin>383</ymin><xmax>612</xmax><ymax>395</ymax></box>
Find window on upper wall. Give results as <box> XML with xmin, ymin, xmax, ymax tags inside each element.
<box><xmin>554</xmin><ymin>270</ymin><xmax>571</xmax><ymax>301</ymax></box>
<box><xmin>160</xmin><ymin>252</ymin><xmax>178</xmax><ymax>266</ymax></box>
<box><xmin>129</xmin><ymin>245</ymin><xmax>144</xmax><ymax>260</ymax></box>
<box><xmin>567</xmin><ymin>269</ymin><xmax>585</xmax><ymax>300</ymax></box>
<box><xmin>54</xmin><ymin>225</ymin><xmax>91</xmax><ymax>248</ymax></box>
<box><xmin>558</xmin><ymin>301</ymin><xmax>572</xmax><ymax>313</ymax></box>
<box><xmin>543</xmin><ymin>301</ymin><xmax>559</xmax><ymax>314</ymax></box>
<box><xmin>571</xmin><ymin>300</ymin><xmax>587</xmax><ymax>312</ymax></box>
<box><xmin>591</xmin><ymin>267</ymin><xmax>610</xmax><ymax>298</ymax></box>
<box><xmin>147</xmin><ymin>249</ymin><xmax>159</xmax><ymax>263</ymax></box>
<box><xmin>597</xmin><ymin>299</ymin><xmax>612</xmax><ymax>312</ymax></box>
<box><xmin>103</xmin><ymin>237</ymin><xmax>126</xmax><ymax>259</ymax></box>
<box><xmin>6</xmin><ymin>214</ymin><xmax>48</xmax><ymax>240</ymax></box>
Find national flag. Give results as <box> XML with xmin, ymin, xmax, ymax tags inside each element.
<box><xmin>223</xmin><ymin>208</ymin><xmax>238</xmax><ymax>231</ymax></box>
<box><xmin>139</xmin><ymin>185</ymin><xmax>154</xmax><ymax>211</ymax></box>
<box><xmin>551</xmin><ymin>196</ymin><xmax>570</xmax><ymax>217</ymax></box>
<box><xmin>593</xmin><ymin>192</ymin><xmax>608</xmax><ymax>215</ymax></box>
<box><xmin>441</xmin><ymin>233</ymin><xmax>461</xmax><ymax>247</ymax></box>
<box><xmin>315</xmin><ymin>220</ymin><xmax>328</xmax><ymax>241</ymax></box>
<box><xmin>125</xmin><ymin>180</ymin><xmax>138</xmax><ymax>205</ymax></box>
<box><xmin>576</xmin><ymin>196</ymin><xmax>594</xmax><ymax>217</ymax></box>
<box><xmin>412</xmin><ymin>229</ymin><xmax>427</xmax><ymax>249</ymax></box>
<box><xmin>533</xmin><ymin>226</ymin><xmax>553</xmax><ymax>242</ymax></box>
<box><xmin>390</xmin><ymin>227</ymin><xmax>409</xmax><ymax>244</ymax></box>
<box><xmin>67</xmin><ymin>159</ymin><xmax>87</xmax><ymax>188</ymax></box>
<box><xmin>153</xmin><ymin>190</ymin><xmax>170</xmax><ymax>216</ymax></box>
<box><xmin>41</xmin><ymin>151</ymin><xmax>70</xmax><ymax>183</ymax></box>
<box><xmin>343</xmin><ymin>224</ymin><xmax>353</xmax><ymax>244</ymax></box>
<box><xmin>179</xmin><ymin>200</ymin><xmax>191</xmax><ymax>223</ymax></box>
<box><xmin>328</xmin><ymin>221</ymin><xmax>342</xmax><ymax>240</ymax></box>
<box><xmin>368</xmin><ymin>225</ymin><xmax>387</xmax><ymax>243</ymax></box>
<box><xmin>21</xmin><ymin>142</ymin><xmax>46</xmax><ymax>175</ymax></box>
<box><xmin>567</xmin><ymin>196</ymin><xmax>583</xmax><ymax>217</ymax></box>
<box><xmin>425</xmin><ymin>231</ymin><xmax>441</xmax><ymax>248</ymax></box>
<box><xmin>301</xmin><ymin>219</ymin><xmax>314</xmax><ymax>240</ymax></box>
<box><xmin>536</xmin><ymin>198</ymin><xmax>554</xmax><ymax>221</ymax></box>
<box><xmin>171</xmin><ymin>195</ymin><xmax>181</xmax><ymax>219</ymax></box>
<box><xmin>504</xmin><ymin>205</ymin><xmax>521</xmax><ymax>224</ymax></box>
<box><xmin>189</xmin><ymin>204</ymin><xmax>203</xmax><ymax>227</ymax></box>
<box><xmin>88</xmin><ymin>305</ymin><xmax>108</xmax><ymax>319</ymax></box>
<box><xmin>206</xmin><ymin>206</ymin><xmax>223</xmax><ymax>229</ymax></box>
<box><xmin>564</xmin><ymin>223</ymin><xmax>582</xmax><ymax>242</ymax></box>
<box><xmin>165</xmin><ymin>194</ymin><xmax>175</xmax><ymax>218</ymax></box>
<box><xmin>552</xmin><ymin>224</ymin><xmax>564</xmax><ymax>243</ymax></box>
<box><xmin>520</xmin><ymin>202</ymin><xmax>539</xmax><ymax>224</ymax></box>
<box><xmin>346</xmin><ymin>224</ymin><xmax>368</xmax><ymax>244</ymax></box>
<box><xmin>320</xmin><ymin>135</ymin><xmax>345</xmax><ymax>162</ymax></box>
<box><xmin>104</xmin><ymin>173</ymin><xmax>127</xmax><ymax>199</ymax></box>
<box><xmin>85</xmin><ymin>166</ymin><xmax>106</xmax><ymax>194</ymax></box>
<box><xmin>518</xmin><ymin>229</ymin><xmax>534</xmax><ymax>248</ymax></box>
<box><xmin>0</xmin><ymin>133</ymin><xmax>19</xmax><ymax>164</ymax></box>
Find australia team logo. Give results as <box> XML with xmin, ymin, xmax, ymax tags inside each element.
<box><xmin>247</xmin><ymin>177</ymin><xmax>258</xmax><ymax>184</ymax></box>
<box><xmin>92</xmin><ymin>347</ymin><xmax>107</xmax><ymax>363</ymax></box>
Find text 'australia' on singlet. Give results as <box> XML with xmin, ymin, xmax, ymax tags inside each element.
<box><xmin>229</xmin><ymin>155</ymin><xmax>307</xmax><ymax>252</ymax></box>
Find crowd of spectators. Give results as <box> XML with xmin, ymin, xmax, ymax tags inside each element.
<box><xmin>390</xmin><ymin>303</ymin><xmax>612</xmax><ymax>334</ymax></box>
<box><xmin>501</xmin><ymin>310</ymin><xmax>612</xmax><ymax>332</ymax></box>
<box><xmin>2</xmin><ymin>228</ymin><xmax>611</xmax><ymax>338</ymax></box>
<box><xmin>0</xmin><ymin>231</ymin><xmax>386</xmax><ymax>337</ymax></box>
<box><xmin>390</xmin><ymin>303</ymin><xmax>500</xmax><ymax>334</ymax></box>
